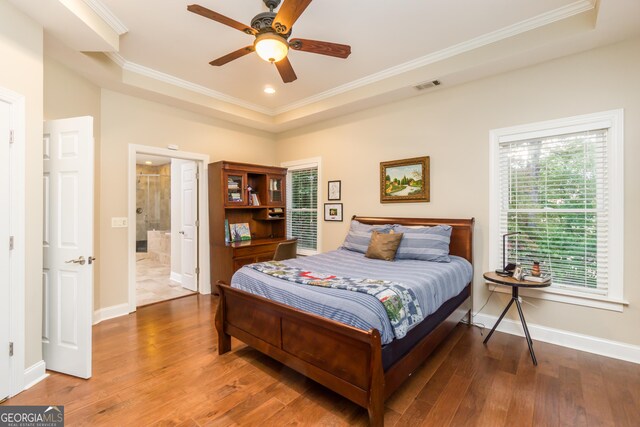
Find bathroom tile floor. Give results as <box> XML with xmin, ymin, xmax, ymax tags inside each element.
<box><xmin>136</xmin><ymin>254</ymin><xmax>195</xmax><ymax>307</ymax></box>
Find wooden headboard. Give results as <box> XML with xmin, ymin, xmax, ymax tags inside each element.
<box><xmin>352</xmin><ymin>216</ymin><xmax>475</xmax><ymax>264</ymax></box>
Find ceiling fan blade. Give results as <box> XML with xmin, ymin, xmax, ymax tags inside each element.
<box><xmin>289</xmin><ymin>38</ymin><xmax>351</xmax><ymax>59</ymax></box>
<box><xmin>272</xmin><ymin>0</ymin><xmax>312</xmax><ymax>34</ymax></box>
<box><xmin>187</xmin><ymin>4</ymin><xmax>256</xmax><ymax>35</ymax></box>
<box><xmin>275</xmin><ymin>57</ymin><xmax>297</xmax><ymax>83</ymax></box>
<box><xmin>209</xmin><ymin>46</ymin><xmax>255</xmax><ymax>66</ymax></box>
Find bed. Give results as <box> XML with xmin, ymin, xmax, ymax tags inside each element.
<box><xmin>215</xmin><ymin>216</ymin><xmax>474</xmax><ymax>426</ymax></box>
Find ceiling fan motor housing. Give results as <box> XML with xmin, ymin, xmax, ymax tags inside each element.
<box><xmin>251</xmin><ymin>12</ymin><xmax>291</xmax><ymax>38</ymax></box>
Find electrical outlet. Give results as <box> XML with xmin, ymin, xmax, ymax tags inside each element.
<box><xmin>111</xmin><ymin>217</ymin><xmax>128</xmax><ymax>228</ymax></box>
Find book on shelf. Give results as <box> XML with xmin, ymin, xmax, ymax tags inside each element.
<box><xmin>251</xmin><ymin>193</ymin><xmax>260</xmax><ymax>206</ymax></box>
<box><xmin>229</xmin><ymin>192</ymin><xmax>242</xmax><ymax>202</ymax></box>
<box><xmin>267</xmin><ymin>207</ymin><xmax>284</xmax><ymax>218</ymax></box>
<box><xmin>523</xmin><ymin>274</ymin><xmax>551</xmax><ymax>283</ymax></box>
<box><xmin>224</xmin><ymin>219</ymin><xmax>230</xmax><ymax>243</ymax></box>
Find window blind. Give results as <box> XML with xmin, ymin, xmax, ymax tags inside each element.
<box><xmin>286</xmin><ymin>166</ymin><xmax>318</xmax><ymax>253</ymax></box>
<box><xmin>498</xmin><ymin>129</ymin><xmax>609</xmax><ymax>294</ymax></box>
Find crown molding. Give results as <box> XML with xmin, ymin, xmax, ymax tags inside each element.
<box><xmin>83</xmin><ymin>0</ymin><xmax>129</xmax><ymax>35</ymax></box>
<box><xmin>105</xmin><ymin>51</ymin><xmax>126</xmax><ymax>67</ymax></box>
<box><xmin>106</xmin><ymin>53</ymin><xmax>274</xmax><ymax>116</ymax></box>
<box><xmin>274</xmin><ymin>0</ymin><xmax>595</xmax><ymax>114</ymax></box>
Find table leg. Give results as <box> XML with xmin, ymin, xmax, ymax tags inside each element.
<box><xmin>515</xmin><ymin>298</ymin><xmax>537</xmax><ymax>366</ymax></box>
<box><xmin>483</xmin><ymin>297</ymin><xmax>515</xmax><ymax>344</ymax></box>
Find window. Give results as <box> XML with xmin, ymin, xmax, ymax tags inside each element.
<box><xmin>283</xmin><ymin>158</ymin><xmax>321</xmax><ymax>255</ymax></box>
<box><xmin>490</xmin><ymin>110</ymin><xmax>624</xmax><ymax>310</ymax></box>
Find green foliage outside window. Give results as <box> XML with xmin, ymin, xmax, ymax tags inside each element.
<box><xmin>288</xmin><ymin>168</ymin><xmax>318</xmax><ymax>251</ymax></box>
<box><xmin>503</xmin><ymin>130</ymin><xmax>605</xmax><ymax>289</ymax></box>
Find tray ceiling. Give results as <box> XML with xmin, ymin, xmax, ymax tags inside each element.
<box><xmin>10</xmin><ymin>0</ymin><xmax>640</xmax><ymax>132</ymax></box>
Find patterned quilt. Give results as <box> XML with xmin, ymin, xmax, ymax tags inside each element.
<box><xmin>247</xmin><ymin>261</ymin><xmax>424</xmax><ymax>339</ymax></box>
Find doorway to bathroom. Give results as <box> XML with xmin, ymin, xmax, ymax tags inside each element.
<box><xmin>135</xmin><ymin>154</ymin><xmax>196</xmax><ymax>306</ymax></box>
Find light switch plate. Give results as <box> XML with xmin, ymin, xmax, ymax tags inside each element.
<box><xmin>112</xmin><ymin>217</ymin><xmax>128</xmax><ymax>228</ymax></box>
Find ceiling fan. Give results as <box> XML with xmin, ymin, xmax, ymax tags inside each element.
<box><xmin>187</xmin><ymin>0</ymin><xmax>351</xmax><ymax>83</ymax></box>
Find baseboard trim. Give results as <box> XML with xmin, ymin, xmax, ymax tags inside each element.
<box><xmin>23</xmin><ymin>361</ymin><xmax>48</xmax><ymax>390</ymax></box>
<box><xmin>170</xmin><ymin>271</ymin><xmax>182</xmax><ymax>283</ymax></box>
<box><xmin>473</xmin><ymin>312</ymin><xmax>640</xmax><ymax>364</ymax></box>
<box><xmin>93</xmin><ymin>303</ymin><xmax>130</xmax><ymax>325</ymax></box>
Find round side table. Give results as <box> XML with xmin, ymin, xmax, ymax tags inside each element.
<box><xmin>482</xmin><ymin>271</ymin><xmax>551</xmax><ymax>365</ymax></box>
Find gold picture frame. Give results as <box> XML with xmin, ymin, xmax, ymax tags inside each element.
<box><xmin>380</xmin><ymin>156</ymin><xmax>430</xmax><ymax>203</ymax></box>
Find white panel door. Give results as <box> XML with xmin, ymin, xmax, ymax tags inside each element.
<box><xmin>180</xmin><ymin>161</ymin><xmax>198</xmax><ymax>292</ymax></box>
<box><xmin>43</xmin><ymin>117</ymin><xmax>94</xmax><ymax>379</ymax></box>
<box><xmin>0</xmin><ymin>100</ymin><xmax>11</xmax><ymax>399</ymax></box>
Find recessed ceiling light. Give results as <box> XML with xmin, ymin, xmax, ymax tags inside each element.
<box><xmin>145</xmin><ymin>161</ymin><xmax>153</xmax><ymax>165</ymax></box>
<box><xmin>264</xmin><ymin>87</ymin><xmax>276</xmax><ymax>94</ymax></box>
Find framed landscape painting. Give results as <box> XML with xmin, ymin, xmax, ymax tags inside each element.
<box><xmin>380</xmin><ymin>156</ymin><xmax>430</xmax><ymax>203</ymax></box>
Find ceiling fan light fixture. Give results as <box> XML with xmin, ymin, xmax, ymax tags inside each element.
<box><xmin>254</xmin><ymin>33</ymin><xmax>289</xmax><ymax>63</ymax></box>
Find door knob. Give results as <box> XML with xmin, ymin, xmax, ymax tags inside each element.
<box><xmin>179</xmin><ymin>231</ymin><xmax>185</xmax><ymax>235</ymax></box>
<box><xmin>88</xmin><ymin>256</ymin><xmax>96</xmax><ymax>265</ymax></box>
<box><xmin>65</xmin><ymin>256</ymin><xmax>86</xmax><ymax>265</ymax></box>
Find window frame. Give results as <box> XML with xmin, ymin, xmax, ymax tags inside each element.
<box><xmin>282</xmin><ymin>157</ymin><xmax>322</xmax><ymax>256</ymax></box>
<box><xmin>489</xmin><ymin>110</ymin><xmax>626</xmax><ymax>312</ymax></box>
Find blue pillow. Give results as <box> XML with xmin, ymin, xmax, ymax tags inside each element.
<box><xmin>342</xmin><ymin>220</ymin><xmax>394</xmax><ymax>253</ymax></box>
<box><xmin>394</xmin><ymin>225</ymin><xmax>452</xmax><ymax>262</ymax></box>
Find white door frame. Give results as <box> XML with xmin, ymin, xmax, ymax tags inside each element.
<box><xmin>128</xmin><ymin>144</ymin><xmax>210</xmax><ymax>312</ymax></box>
<box><xmin>0</xmin><ymin>87</ymin><xmax>26</xmax><ymax>396</ymax></box>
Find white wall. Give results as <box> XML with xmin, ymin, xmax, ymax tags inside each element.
<box><xmin>276</xmin><ymin>37</ymin><xmax>640</xmax><ymax>347</ymax></box>
<box><xmin>0</xmin><ymin>0</ymin><xmax>44</xmax><ymax>368</ymax></box>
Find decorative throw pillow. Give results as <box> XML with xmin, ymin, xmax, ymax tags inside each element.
<box><xmin>394</xmin><ymin>225</ymin><xmax>452</xmax><ymax>262</ymax></box>
<box><xmin>342</xmin><ymin>220</ymin><xmax>394</xmax><ymax>253</ymax></box>
<box><xmin>365</xmin><ymin>231</ymin><xmax>404</xmax><ymax>261</ymax></box>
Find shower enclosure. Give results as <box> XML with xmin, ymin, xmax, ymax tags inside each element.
<box><xmin>136</xmin><ymin>167</ymin><xmax>171</xmax><ymax>253</ymax></box>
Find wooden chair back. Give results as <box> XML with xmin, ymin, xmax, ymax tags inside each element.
<box><xmin>273</xmin><ymin>240</ymin><xmax>298</xmax><ymax>261</ymax></box>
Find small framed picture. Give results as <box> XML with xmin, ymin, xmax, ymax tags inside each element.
<box><xmin>512</xmin><ymin>265</ymin><xmax>524</xmax><ymax>281</ymax></box>
<box><xmin>324</xmin><ymin>203</ymin><xmax>343</xmax><ymax>221</ymax></box>
<box><xmin>328</xmin><ymin>180</ymin><xmax>341</xmax><ymax>201</ymax></box>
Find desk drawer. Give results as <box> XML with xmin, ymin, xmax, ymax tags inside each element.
<box><xmin>234</xmin><ymin>243</ymin><xmax>278</xmax><ymax>258</ymax></box>
<box><xmin>233</xmin><ymin>253</ymin><xmax>275</xmax><ymax>271</ymax></box>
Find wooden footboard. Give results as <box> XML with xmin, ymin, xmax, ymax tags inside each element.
<box><xmin>216</xmin><ymin>281</ymin><xmax>386</xmax><ymax>424</ymax></box>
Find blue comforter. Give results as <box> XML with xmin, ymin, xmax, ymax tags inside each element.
<box><xmin>231</xmin><ymin>248</ymin><xmax>472</xmax><ymax>344</ymax></box>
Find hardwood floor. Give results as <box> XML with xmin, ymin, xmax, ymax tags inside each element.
<box><xmin>4</xmin><ymin>295</ymin><xmax>639</xmax><ymax>426</ymax></box>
